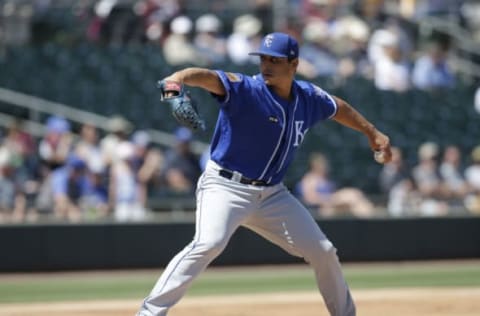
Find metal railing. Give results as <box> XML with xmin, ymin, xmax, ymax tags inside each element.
<box><xmin>0</xmin><ymin>87</ymin><xmax>209</xmax><ymax>154</ymax></box>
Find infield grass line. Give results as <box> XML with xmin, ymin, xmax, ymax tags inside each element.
<box><xmin>0</xmin><ymin>260</ymin><xmax>479</xmax><ymax>303</ymax></box>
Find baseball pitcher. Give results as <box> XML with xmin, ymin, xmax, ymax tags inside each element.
<box><xmin>137</xmin><ymin>32</ymin><xmax>392</xmax><ymax>316</ymax></box>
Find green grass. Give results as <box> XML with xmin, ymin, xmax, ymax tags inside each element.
<box><xmin>0</xmin><ymin>275</ymin><xmax>153</xmax><ymax>303</ymax></box>
<box><xmin>344</xmin><ymin>262</ymin><xmax>480</xmax><ymax>288</ymax></box>
<box><xmin>0</xmin><ymin>261</ymin><xmax>479</xmax><ymax>303</ymax></box>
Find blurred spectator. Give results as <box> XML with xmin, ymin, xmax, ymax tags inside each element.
<box><xmin>352</xmin><ymin>0</ymin><xmax>387</xmax><ymax>30</ymax></box>
<box><xmin>34</xmin><ymin>171</ymin><xmax>54</xmax><ymax>219</ymax></box>
<box><xmin>130</xmin><ymin>130</ymin><xmax>164</xmax><ymax>209</ymax></box>
<box><xmin>0</xmin><ymin>120</ymin><xmax>38</xmax><ymax>222</ymax></box>
<box><xmin>36</xmin><ymin>115</ymin><xmax>74</xmax><ymax>220</ymax></box>
<box><xmin>331</xmin><ymin>15</ymin><xmax>372</xmax><ymax>79</ymax></box>
<box><xmin>50</xmin><ymin>156</ymin><xmax>89</xmax><ymax>222</ymax></box>
<box><xmin>162</xmin><ymin>127</ymin><xmax>201</xmax><ymax>194</ymax></box>
<box><xmin>370</xmin><ymin>29</ymin><xmax>410</xmax><ymax>92</ymax></box>
<box><xmin>297</xmin><ymin>20</ymin><xmax>338</xmax><ymax>79</ymax></box>
<box><xmin>80</xmin><ymin>156</ymin><xmax>109</xmax><ymax>220</ymax></box>
<box><xmin>2</xmin><ymin>119</ymin><xmax>37</xmax><ymax>178</ymax></box>
<box><xmin>3</xmin><ymin>119</ymin><xmax>36</xmax><ymax>171</ymax></box>
<box><xmin>411</xmin><ymin>142</ymin><xmax>449</xmax><ymax>216</ymax></box>
<box><xmin>110</xmin><ymin>141</ymin><xmax>146</xmax><ymax>222</ymax></box>
<box><xmin>96</xmin><ymin>0</ymin><xmax>144</xmax><ymax>44</ymax></box>
<box><xmin>300</xmin><ymin>0</ymin><xmax>339</xmax><ymax>24</ymax></box>
<box><xmin>383</xmin><ymin>17</ymin><xmax>415</xmax><ymax>60</ymax></box>
<box><xmin>74</xmin><ymin>123</ymin><xmax>102</xmax><ymax>171</ymax></box>
<box><xmin>136</xmin><ymin>0</ymin><xmax>181</xmax><ymax>43</ymax></box>
<box><xmin>193</xmin><ymin>13</ymin><xmax>227</xmax><ymax>65</ymax></box>
<box><xmin>464</xmin><ymin>145</ymin><xmax>480</xmax><ymax>214</ymax></box>
<box><xmin>38</xmin><ymin>116</ymin><xmax>73</xmax><ymax>170</ymax></box>
<box><xmin>0</xmin><ymin>1</ymin><xmax>33</xmax><ymax>46</ymax></box>
<box><xmin>412</xmin><ymin>40</ymin><xmax>455</xmax><ymax>91</ymax></box>
<box><xmin>0</xmin><ymin>145</ymin><xmax>16</xmax><ymax>222</ymax></box>
<box><xmin>439</xmin><ymin>145</ymin><xmax>469</xmax><ymax>209</ymax></box>
<box><xmin>82</xmin><ymin>0</ymin><xmax>112</xmax><ymax>43</ymax></box>
<box><xmin>379</xmin><ymin>146</ymin><xmax>409</xmax><ymax>194</ymax></box>
<box><xmin>227</xmin><ymin>14</ymin><xmax>263</xmax><ymax>65</ymax></box>
<box><xmin>100</xmin><ymin>115</ymin><xmax>132</xmax><ymax>166</ymax></box>
<box><xmin>387</xmin><ymin>175</ymin><xmax>423</xmax><ymax>217</ymax></box>
<box><xmin>90</xmin><ymin>0</ymin><xmax>121</xmax><ymax>43</ymax></box>
<box><xmin>163</xmin><ymin>15</ymin><xmax>201</xmax><ymax>65</ymax></box>
<box><xmin>461</xmin><ymin>1</ymin><xmax>480</xmax><ymax>42</ymax></box>
<box><xmin>297</xmin><ymin>152</ymin><xmax>375</xmax><ymax>218</ymax></box>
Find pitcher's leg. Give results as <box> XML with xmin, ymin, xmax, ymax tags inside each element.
<box><xmin>137</xmin><ymin>178</ymin><xmax>251</xmax><ymax>316</ymax></box>
<box><xmin>245</xmin><ymin>186</ymin><xmax>355</xmax><ymax>316</ymax></box>
<box><xmin>307</xmin><ymin>239</ymin><xmax>356</xmax><ymax>316</ymax></box>
<box><xmin>138</xmin><ymin>240</ymin><xmax>218</xmax><ymax>316</ymax></box>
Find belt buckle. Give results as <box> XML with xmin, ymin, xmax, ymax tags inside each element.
<box><xmin>231</xmin><ymin>171</ymin><xmax>242</xmax><ymax>182</ymax></box>
<box><xmin>251</xmin><ymin>180</ymin><xmax>263</xmax><ymax>186</ymax></box>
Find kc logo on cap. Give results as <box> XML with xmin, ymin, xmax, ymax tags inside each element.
<box><xmin>249</xmin><ymin>32</ymin><xmax>299</xmax><ymax>59</ymax></box>
<box><xmin>264</xmin><ymin>34</ymin><xmax>274</xmax><ymax>47</ymax></box>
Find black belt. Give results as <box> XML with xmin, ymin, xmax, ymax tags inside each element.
<box><xmin>218</xmin><ymin>169</ymin><xmax>269</xmax><ymax>186</ymax></box>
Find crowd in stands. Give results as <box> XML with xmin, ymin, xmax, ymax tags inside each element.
<box><xmin>1</xmin><ymin>1</ymin><xmax>479</xmax><ymax>89</ymax></box>
<box><xmin>294</xmin><ymin>145</ymin><xmax>480</xmax><ymax>218</ymax></box>
<box><xmin>0</xmin><ymin>115</ymin><xmax>201</xmax><ymax>223</ymax></box>
<box><xmin>62</xmin><ymin>0</ymin><xmax>474</xmax><ymax>92</ymax></box>
<box><xmin>378</xmin><ymin>143</ymin><xmax>480</xmax><ymax>217</ymax></box>
<box><xmin>296</xmin><ymin>152</ymin><xmax>375</xmax><ymax>218</ymax></box>
<box><xmin>0</xmin><ymin>1</ymin><xmax>480</xmax><ymax>222</ymax></box>
<box><xmin>1</xmin><ymin>113</ymin><xmax>479</xmax><ymax>223</ymax></box>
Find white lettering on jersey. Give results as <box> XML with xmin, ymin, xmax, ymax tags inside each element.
<box><xmin>293</xmin><ymin>120</ymin><xmax>307</xmax><ymax>147</ymax></box>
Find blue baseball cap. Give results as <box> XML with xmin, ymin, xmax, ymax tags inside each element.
<box><xmin>249</xmin><ymin>32</ymin><xmax>299</xmax><ymax>59</ymax></box>
<box><xmin>46</xmin><ymin>115</ymin><xmax>70</xmax><ymax>133</ymax></box>
<box><xmin>67</xmin><ymin>155</ymin><xmax>86</xmax><ymax>170</ymax></box>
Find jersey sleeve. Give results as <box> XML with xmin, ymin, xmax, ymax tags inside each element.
<box><xmin>309</xmin><ymin>84</ymin><xmax>338</xmax><ymax>122</ymax></box>
<box><xmin>212</xmin><ymin>70</ymin><xmax>252</xmax><ymax>112</ymax></box>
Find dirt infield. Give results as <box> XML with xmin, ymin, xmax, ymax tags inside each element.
<box><xmin>1</xmin><ymin>287</ymin><xmax>479</xmax><ymax>316</ymax></box>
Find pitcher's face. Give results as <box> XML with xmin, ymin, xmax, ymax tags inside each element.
<box><xmin>260</xmin><ymin>55</ymin><xmax>297</xmax><ymax>86</ymax></box>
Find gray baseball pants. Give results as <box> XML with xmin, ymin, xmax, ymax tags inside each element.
<box><xmin>137</xmin><ymin>160</ymin><xmax>355</xmax><ymax>316</ymax></box>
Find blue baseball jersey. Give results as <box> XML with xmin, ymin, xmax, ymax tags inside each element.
<box><xmin>210</xmin><ymin>70</ymin><xmax>338</xmax><ymax>185</ymax></box>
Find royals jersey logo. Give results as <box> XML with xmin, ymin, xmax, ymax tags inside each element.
<box><xmin>293</xmin><ymin>120</ymin><xmax>308</xmax><ymax>147</ymax></box>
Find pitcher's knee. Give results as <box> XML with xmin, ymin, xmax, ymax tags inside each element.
<box><xmin>306</xmin><ymin>239</ymin><xmax>339</xmax><ymax>265</ymax></box>
<box><xmin>192</xmin><ymin>239</ymin><xmax>228</xmax><ymax>258</ymax></box>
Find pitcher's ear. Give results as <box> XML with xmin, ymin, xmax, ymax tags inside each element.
<box><xmin>290</xmin><ymin>58</ymin><xmax>299</xmax><ymax>68</ymax></box>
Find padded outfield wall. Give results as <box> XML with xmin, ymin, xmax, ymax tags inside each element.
<box><xmin>1</xmin><ymin>217</ymin><xmax>479</xmax><ymax>272</ymax></box>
